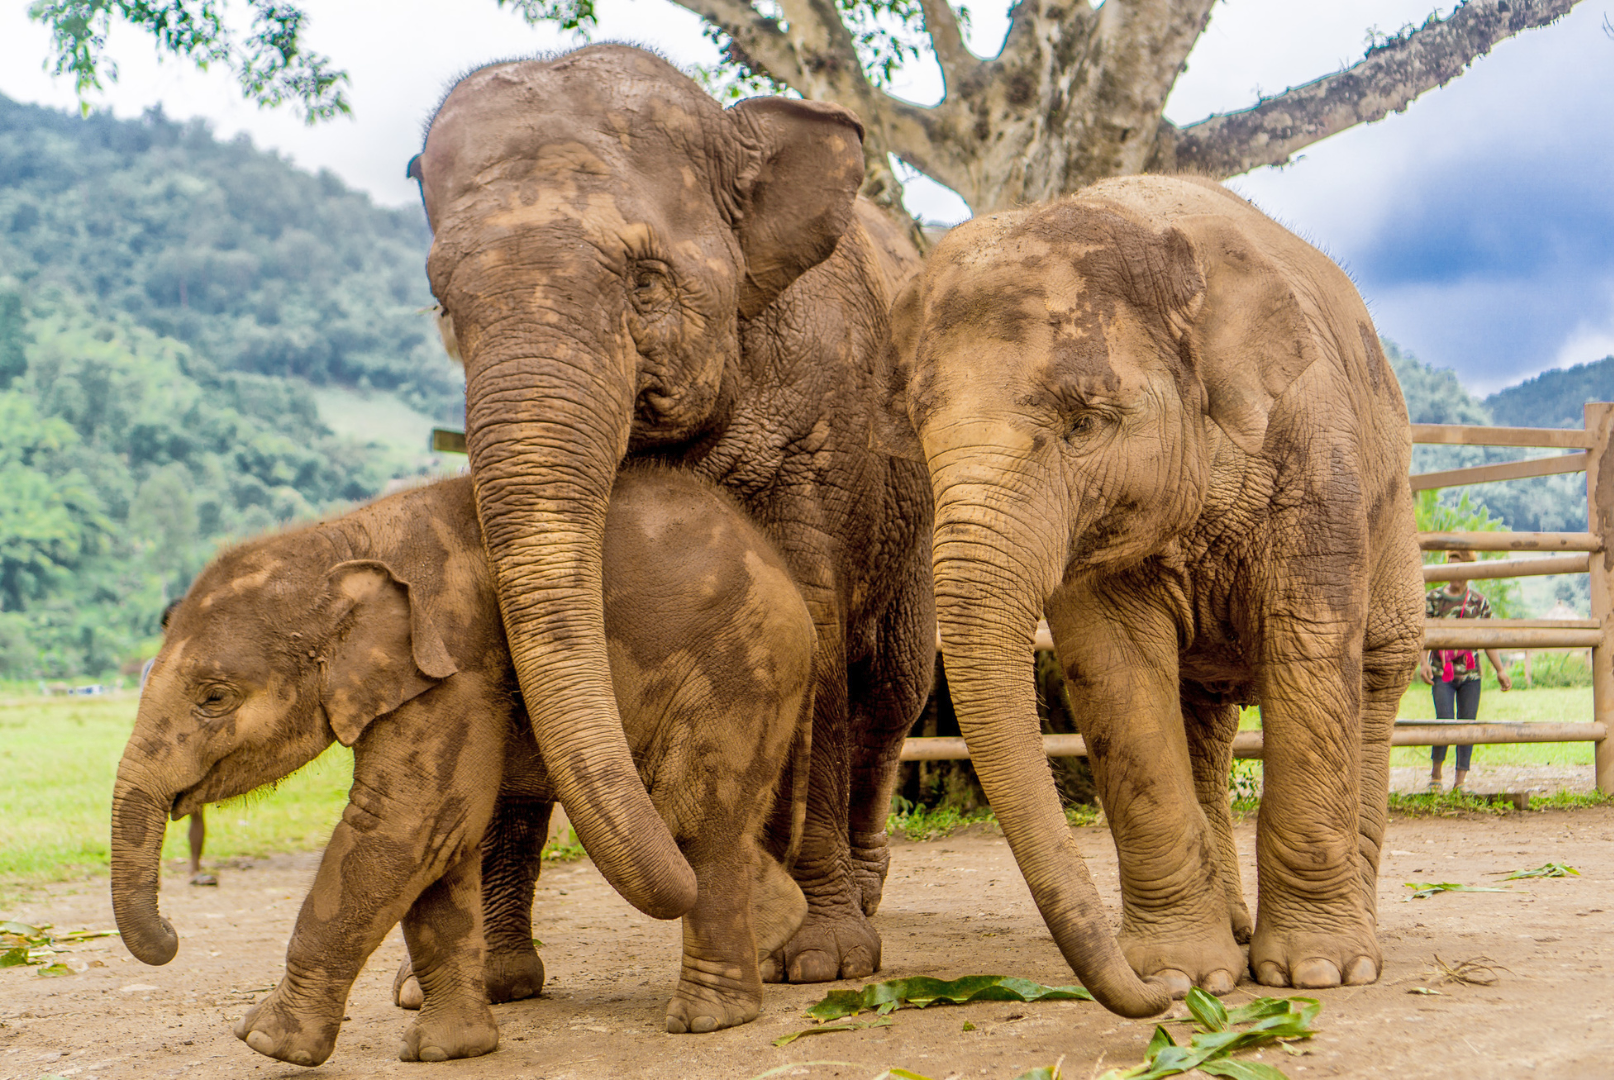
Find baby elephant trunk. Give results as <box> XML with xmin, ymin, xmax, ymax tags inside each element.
<box><xmin>109</xmin><ymin>772</ymin><xmax>180</xmax><ymax>965</ymax></box>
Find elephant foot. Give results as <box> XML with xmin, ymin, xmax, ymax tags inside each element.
<box><xmin>1230</xmin><ymin>899</ymin><xmax>1255</xmax><ymax>946</ymax></box>
<box><xmin>235</xmin><ymin>984</ymin><xmax>342</xmax><ymax>1067</ymax></box>
<box><xmin>1249</xmin><ymin>924</ymin><xmax>1381</xmax><ymax>989</ymax></box>
<box><xmin>772</xmin><ymin>902</ymin><xmax>880</xmax><ymax>983</ymax></box>
<box><xmin>1119</xmin><ymin>926</ymin><xmax>1245</xmax><ymax>999</ymax></box>
<box><xmin>753</xmin><ymin>861</ymin><xmax>808</xmax><ymax>963</ymax></box>
<box><xmin>665</xmin><ymin>967</ymin><xmax>762</xmax><ymax>1034</ymax></box>
<box><xmin>485</xmin><ymin>944</ymin><xmax>545</xmax><ymax>1003</ymax></box>
<box><xmin>393</xmin><ymin>957</ymin><xmax>424</xmax><ymax>1010</ymax></box>
<box><xmin>849</xmin><ymin>829</ymin><xmax>891</xmax><ymax>917</ymax></box>
<box><xmin>394</xmin><ymin>947</ymin><xmax>544</xmax><ymax>1010</ymax></box>
<box><xmin>398</xmin><ymin>998</ymin><xmax>499</xmax><ymax>1062</ymax></box>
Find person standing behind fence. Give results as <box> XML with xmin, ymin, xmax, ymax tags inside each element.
<box><xmin>140</xmin><ymin>599</ymin><xmax>216</xmax><ymax>886</ymax></box>
<box><xmin>1418</xmin><ymin>550</ymin><xmax>1512</xmax><ymax>792</ymax></box>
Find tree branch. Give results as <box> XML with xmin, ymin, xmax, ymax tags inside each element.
<box><xmin>1149</xmin><ymin>0</ymin><xmax>1583</xmax><ymax>177</ymax></box>
<box><xmin>664</xmin><ymin>0</ymin><xmax>806</xmax><ymax>87</ymax></box>
<box><xmin>918</xmin><ymin>0</ymin><xmax>980</xmax><ymax>93</ymax></box>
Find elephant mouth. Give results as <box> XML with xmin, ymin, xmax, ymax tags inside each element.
<box><xmin>170</xmin><ymin>788</ymin><xmax>203</xmax><ymax>821</ymax></box>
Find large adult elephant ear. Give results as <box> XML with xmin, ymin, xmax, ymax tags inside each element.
<box><xmin>1175</xmin><ymin>214</ymin><xmax>1321</xmax><ymax>456</ymax></box>
<box><xmin>726</xmin><ymin>97</ymin><xmax>866</xmax><ymax>319</ymax></box>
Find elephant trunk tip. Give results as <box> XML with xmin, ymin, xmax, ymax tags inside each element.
<box><xmin>121</xmin><ymin>915</ymin><xmax>179</xmax><ymax>966</ymax></box>
<box><xmin>1086</xmin><ymin>964</ymin><xmax>1172</xmax><ymax>1018</ymax></box>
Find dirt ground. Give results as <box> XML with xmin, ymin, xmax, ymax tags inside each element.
<box><xmin>3</xmin><ymin>807</ymin><xmax>1610</xmax><ymax>1080</ymax></box>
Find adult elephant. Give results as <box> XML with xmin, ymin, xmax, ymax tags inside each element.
<box><xmin>874</xmin><ymin>175</ymin><xmax>1424</xmax><ymax>997</ymax></box>
<box><xmin>406</xmin><ymin>44</ymin><xmax>980</xmax><ymax>993</ymax></box>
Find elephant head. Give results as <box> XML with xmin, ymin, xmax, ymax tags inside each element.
<box><xmin>873</xmin><ymin>190</ymin><xmax>1317</xmax><ymax>1013</ymax></box>
<box><xmin>411</xmin><ymin>46</ymin><xmax>864</xmax><ymax>920</ymax></box>
<box><xmin>111</xmin><ymin>549</ymin><xmax>454</xmax><ymax>965</ymax></box>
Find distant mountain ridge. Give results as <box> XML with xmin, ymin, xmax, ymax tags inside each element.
<box><xmin>1484</xmin><ymin>355</ymin><xmax>1614</xmax><ymax>429</ymax></box>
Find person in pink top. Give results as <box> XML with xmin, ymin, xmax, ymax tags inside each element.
<box><xmin>1418</xmin><ymin>550</ymin><xmax>1512</xmax><ymax>792</ymax></box>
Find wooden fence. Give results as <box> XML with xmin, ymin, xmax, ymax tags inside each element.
<box><xmin>897</xmin><ymin>405</ymin><xmax>1614</xmax><ymax>795</ymax></box>
<box><xmin>431</xmin><ymin>411</ymin><xmax>1614</xmax><ymax>794</ymax></box>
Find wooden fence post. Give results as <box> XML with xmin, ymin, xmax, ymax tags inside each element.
<box><xmin>1585</xmin><ymin>403</ymin><xmax>1614</xmax><ymax>794</ymax></box>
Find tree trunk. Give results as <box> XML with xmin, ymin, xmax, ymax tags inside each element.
<box><xmin>677</xmin><ymin>0</ymin><xmax>1582</xmax><ymax>220</ymax></box>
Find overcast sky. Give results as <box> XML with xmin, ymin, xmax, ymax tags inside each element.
<box><xmin>1</xmin><ymin>1</ymin><xmax>1609</xmax><ymax>396</ymax></box>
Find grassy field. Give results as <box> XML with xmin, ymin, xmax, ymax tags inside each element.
<box><xmin>2</xmin><ymin>684</ymin><xmax>1602</xmax><ymax>897</ymax></box>
<box><xmin>1390</xmin><ymin>683</ymin><xmax>1595</xmax><ymax>767</ymax></box>
<box><xmin>0</xmin><ymin>694</ymin><xmax>352</xmax><ymax>891</ymax></box>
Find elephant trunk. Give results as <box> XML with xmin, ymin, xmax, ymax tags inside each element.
<box><xmin>109</xmin><ymin>767</ymin><xmax>179</xmax><ymax>965</ymax></box>
<box><xmin>461</xmin><ymin>322</ymin><xmax>697</xmax><ymax>921</ymax></box>
<box><xmin>932</xmin><ymin>467</ymin><xmax>1167</xmax><ymax>1018</ymax></box>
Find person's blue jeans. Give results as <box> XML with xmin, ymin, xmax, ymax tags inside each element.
<box><xmin>1431</xmin><ymin>677</ymin><xmax>1481</xmax><ymax>771</ymax></box>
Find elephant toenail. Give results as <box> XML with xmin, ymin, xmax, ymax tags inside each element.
<box><xmin>289</xmin><ymin>1050</ymin><xmax>312</xmax><ymax>1066</ymax></box>
<box><xmin>420</xmin><ymin>1046</ymin><xmax>449</xmax><ymax>1062</ymax></box>
<box><xmin>691</xmin><ymin>1016</ymin><xmax>719</xmax><ymax>1034</ymax></box>
<box><xmin>1253</xmin><ymin>961</ymin><xmax>1289</xmax><ymax>987</ymax></box>
<box><xmin>1146</xmin><ymin>969</ymin><xmax>1193</xmax><ymax>999</ymax></box>
<box><xmin>1344</xmin><ymin>955</ymin><xmax>1379</xmax><ymax>985</ymax></box>
<box><xmin>1202</xmin><ymin>969</ymin><xmax>1236</xmax><ymax>995</ymax></box>
<box><xmin>244</xmin><ymin>1030</ymin><xmax>275</xmax><ymax>1056</ymax></box>
<box><xmin>666</xmin><ymin>1016</ymin><xmax>687</xmax><ymax>1034</ymax></box>
<box><xmin>1290</xmin><ymin>958</ymin><xmax>1342</xmax><ymax>988</ymax></box>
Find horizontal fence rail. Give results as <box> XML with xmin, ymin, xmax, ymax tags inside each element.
<box><xmin>1409</xmin><ymin>423</ymin><xmax>1595</xmax><ymax>449</ymax></box>
<box><xmin>1423</xmin><ymin>619</ymin><xmax>1603</xmax><ymax>650</ymax></box>
<box><xmin>1422</xmin><ymin>554</ymin><xmax>1590</xmax><ymax>582</ymax></box>
<box><xmin>899</xmin><ymin>722</ymin><xmax>1609</xmax><ymax>762</ymax></box>
<box><xmin>1409</xmin><ymin>452</ymin><xmax>1588</xmax><ymax>493</ymax></box>
<box><xmin>1418</xmin><ymin>531</ymin><xmax>1603</xmax><ymax>552</ymax></box>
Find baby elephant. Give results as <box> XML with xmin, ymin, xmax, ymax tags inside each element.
<box><xmin>109</xmin><ymin>467</ymin><xmax>815</xmax><ymax>1066</ymax></box>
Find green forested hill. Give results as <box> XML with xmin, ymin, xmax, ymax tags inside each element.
<box><xmin>1485</xmin><ymin>356</ymin><xmax>1614</xmax><ymax>429</ymax></box>
<box><xmin>0</xmin><ymin>97</ymin><xmax>459</xmax><ymax>679</ymax></box>
<box><xmin>0</xmin><ymin>96</ymin><xmax>457</xmax><ymax>413</ymax></box>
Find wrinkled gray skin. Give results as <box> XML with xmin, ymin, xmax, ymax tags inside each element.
<box><xmin>414</xmin><ymin>44</ymin><xmax>936</xmax><ymax>987</ymax></box>
<box><xmin>109</xmin><ymin>470</ymin><xmax>814</xmax><ymax>1066</ymax></box>
<box><xmin>875</xmin><ymin>175</ymin><xmax>1424</xmax><ymax>1001</ymax></box>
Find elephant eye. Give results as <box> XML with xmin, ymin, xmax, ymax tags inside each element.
<box><xmin>1067</xmin><ymin>412</ymin><xmax>1099</xmax><ymax>439</ymax></box>
<box><xmin>628</xmin><ymin>261</ymin><xmax>673</xmax><ymax>313</ymax></box>
<box><xmin>195</xmin><ymin>684</ymin><xmax>241</xmax><ymax>718</ymax></box>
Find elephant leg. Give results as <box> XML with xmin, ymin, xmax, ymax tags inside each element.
<box><xmin>773</xmin><ymin>649</ymin><xmax>877</xmax><ymax>983</ymax></box>
<box><xmin>398</xmin><ymin>845</ymin><xmax>500</xmax><ymax>1062</ymax></box>
<box><xmin>1249</xmin><ymin>606</ymin><xmax>1378</xmax><ymax>990</ymax></box>
<box><xmin>665</xmin><ymin>832</ymin><xmax>768</xmax><ymax>1034</ymax></box>
<box><xmin>752</xmin><ymin>852</ymin><xmax>808</xmax><ymax>961</ymax></box>
<box><xmin>1356</xmin><ymin>636</ymin><xmax>1418</xmax><ymax>919</ymax></box>
<box><xmin>1182</xmin><ymin>695</ymin><xmax>1253</xmax><ymax>945</ymax></box>
<box><xmin>1046</xmin><ymin>588</ymin><xmax>1241</xmax><ymax>999</ymax></box>
<box><xmin>846</xmin><ymin>570</ymin><xmax>936</xmax><ymax>917</ymax></box>
<box><xmin>394</xmin><ymin>798</ymin><xmax>550</xmax><ymax>1010</ymax></box>
<box><xmin>236</xmin><ymin>726</ymin><xmax>501</xmax><ymax>1063</ymax></box>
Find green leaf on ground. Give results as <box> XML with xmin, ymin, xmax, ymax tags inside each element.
<box><xmin>1501</xmin><ymin>862</ymin><xmax>1580</xmax><ymax>880</ymax></box>
<box><xmin>1096</xmin><ymin>993</ymin><xmax>1320</xmax><ymax>1080</ymax></box>
<box><xmin>771</xmin><ymin>1016</ymin><xmax>893</xmax><ymax>1047</ymax></box>
<box><xmin>36</xmin><ymin>962</ymin><xmax>74</xmax><ymax>977</ymax></box>
<box><xmin>803</xmin><ymin>974</ymin><xmax>1093</xmax><ymax>1023</ymax></box>
<box><xmin>1404</xmin><ymin>881</ymin><xmax>1510</xmax><ymax>899</ymax></box>
<box><xmin>0</xmin><ymin>946</ymin><xmax>30</xmax><ymax>967</ymax></box>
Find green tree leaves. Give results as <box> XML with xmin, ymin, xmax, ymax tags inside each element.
<box><xmin>28</xmin><ymin>0</ymin><xmax>350</xmax><ymax>122</ymax></box>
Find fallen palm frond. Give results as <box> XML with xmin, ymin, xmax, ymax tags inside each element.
<box><xmin>0</xmin><ymin>921</ymin><xmax>118</xmax><ymax>971</ymax></box>
<box><xmin>1499</xmin><ymin>862</ymin><xmax>1579</xmax><ymax>880</ymax></box>
<box><xmin>807</xmin><ymin>974</ymin><xmax>1093</xmax><ymax>1024</ymax></box>
<box><xmin>1403</xmin><ymin>881</ymin><xmax>1509</xmax><ymax>899</ymax></box>
<box><xmin>1094</xmin><ymin>989</ymin><xmax>1320</xmax><ymax>1080</ymax></box>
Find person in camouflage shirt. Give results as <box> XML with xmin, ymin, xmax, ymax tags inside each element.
<box><xmin>1418</xmin><ymin>550</ymin><xmax>1513</xmax><ymax>792</ymax></box>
